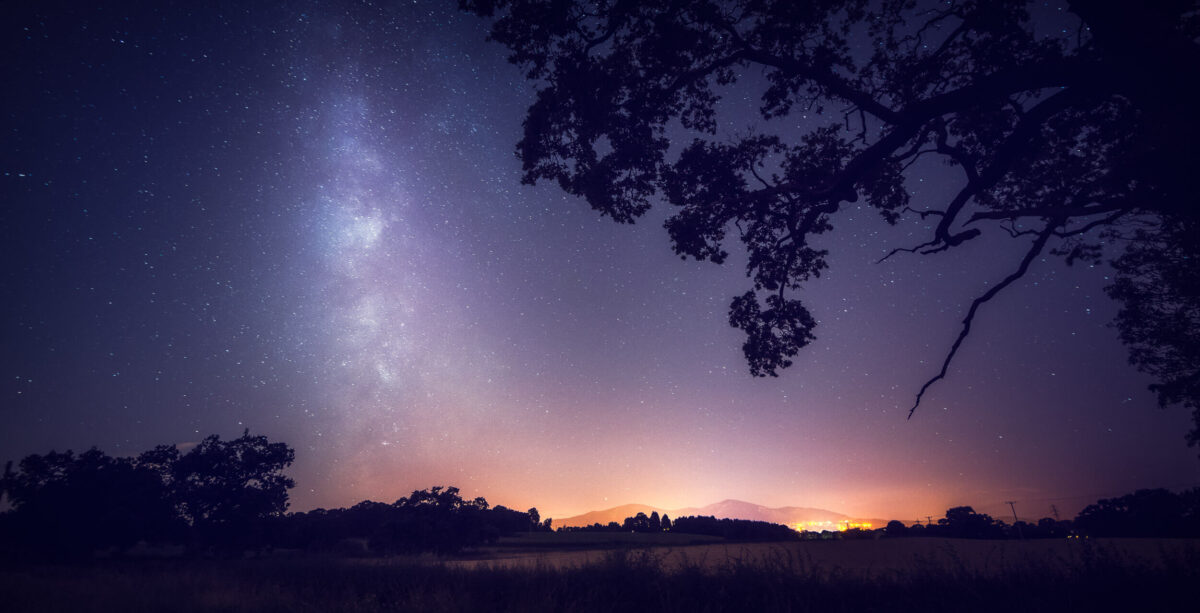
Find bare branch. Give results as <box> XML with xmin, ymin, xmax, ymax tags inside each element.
<box><xmin>901</xmin><ymin>206</ymin><xmax>945</xmax><ymax>219</ymax></box>
<box><xmin>748</xmin><ymin>163</ymin><xmax>774</xmax><ymax>190</ymax></box>
<box><xmin>918</xmin><ymin>242</ymin><xmax>953</xmax><ymax>256</ymax></box>
<box><xmin>899</xmin><ymin>148</ymin><xmax>940</xmax><ymax>171</ymax></box>
<box><xmin>967</xmin><ymin>201</ymin><xmax>1127</xmax><ymax>224</ymax></box>
<box><xmin>908</xmin><ymin>220</ymin><xmax>1060</xmax><ymax>418</ymax></box>
<box><xmin>925</xmin><ymin>89</ymin><xmax>1082</xmax><ymax>248</ymax></box>
<box><xmin>999</xmin><ymin>221</ymin><xmax>1039</xmax><ymax>238</ymax></box>
<box><xmin>877</xmin><ymin>239</ymin><xmax>939</xmax><ymax>263</ymax></box>
<box><xmin>750</xmin><ymin>67</ymin><xmax>1088</xmax><ymax>220</ymax></box>
<box><xmin>880</xmin><ymin>90</ymin><xmax>1083</xmax><ymax>265</ymax></box>
<box><xmin>1054</xmin><ymin>211</ymin><xmax>1127</xmax><ymax>237</ymax></box>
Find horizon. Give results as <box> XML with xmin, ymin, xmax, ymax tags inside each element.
<box><xmin>11</xmin><ymin>432</ymin><xmax>1186</xmax><ymax>523</ymax></box>
<box><xmin>301</xmin><ymin>483</ymin><xmax>1200</xmax><ymax>525</ymax></box>
<box><xmin>4</xmin><ymin>0</ymin><xmax>1198</xmax><ymax>529</ymax></box>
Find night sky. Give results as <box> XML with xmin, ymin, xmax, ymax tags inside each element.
<box><xmin>4</xmin><ymin>1</ymin><xmax>1197</xmax><ymax>523</ymax></box>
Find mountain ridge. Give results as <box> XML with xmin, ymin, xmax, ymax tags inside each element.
<box><xmin>553</xmin><ymin>499</ymin><xmax>889</xmax><ymax>530</ymax></box>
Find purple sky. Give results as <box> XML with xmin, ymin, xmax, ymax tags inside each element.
<box><xmin>3</xmin><ymin>0</ymin><xmax>1196</xmax><ymax>523</ymax></box>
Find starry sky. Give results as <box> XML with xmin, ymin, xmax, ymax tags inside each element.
<box><xmin>3</xmin><ymin>0</ymin><xmax>1197</xmax><ymax>523</ymax></box>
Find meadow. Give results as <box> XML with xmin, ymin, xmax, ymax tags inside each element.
<box><xmin>2</xmin><ymin>536</ymin><xmax>1196</xmax><ymax>612</ymax></box>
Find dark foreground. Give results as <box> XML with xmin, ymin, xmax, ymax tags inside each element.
<box><xmin>3</xmin><ymin>538</ymin><xmax>1197</xmax><ymax>612</ymax></box>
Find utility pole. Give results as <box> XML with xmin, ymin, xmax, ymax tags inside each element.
<box><xmin>926</xmin><ymin>516</ymin><xmax>934</xmax><ymax>526</ymax></box>
<box><xmin>1006</xmin><ymin>501</ymin><xmax>1023</xmax><ymax>539</ymax></box>
<box><xmin>1005</xmin><ymin>501</ymin><xmax>1019</xmax><ymax>523</ymax></box>
<box><xmin>1051</xmin><ymin>504</ymin><xmax>1060</xmax><ymax>521</ymax></box>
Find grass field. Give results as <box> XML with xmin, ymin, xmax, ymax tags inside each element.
<box><xmin>453</xmin><ymin>535</ymin><xmax>1199</xmax><ymax>574</ymax></box>
<box><xmin>2</xmin><ymin>537</ymin><xmax>1197</xmax><ymax>612</ymax></box>
<box><xmin>493</xmin><ymin>531</ymin><xmax>725</xmax><ymax>549</ymax></box>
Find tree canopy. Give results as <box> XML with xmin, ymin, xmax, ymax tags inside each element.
<box><xmin>0</xmin><ymin>438</ymin><xmax>551</xmax><ymax>558</ymax></box>
<box><xmin>0</xmin><ymin>431</ymin><xmax>294</xmax><ymax>555</ymax></box>
<box><xmin>462</xmin><ymin>0</ymin><xmax>1200</xmax><ymax>446</ymax></box>
<box><xmin>0</xmin><ymin>448</ymin><xmax>181</xmax><ymax>554</ymax></box>
<box><xmin>147</xmin><ymin>430</ymin><xmax>296</xmax><ymax>529</ymax></box>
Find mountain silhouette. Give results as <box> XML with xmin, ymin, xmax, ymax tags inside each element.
<box><xmin>555</xmin><ymin>504</ymin><xmax>671</xmax><ymax>528</ymax></box>
<box><xmin>556</xmin><ymin>499</ymin><xmax>887</xmax><ymax>530</ymax></box>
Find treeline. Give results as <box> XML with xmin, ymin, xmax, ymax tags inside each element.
<box><xmin>4</xmin><ymin>434</ymin><xmax>1200</xmax><ymax>560</ymax></box>
<box><xmin>277</xmin><ymin>487</ymin><xmax>549</xmax><ymax>555</ymax></box>
<box><xmin>0</xmin><ymin>434</ymin><xmax>547</xmax><ymax>559</ymax></box>
<box><xmin>559</xmin><ymin>510</ymin><xmax>673</xmax><ymax>533</ymax></box>
<box><xmin>883</xmin><ymin>488</ymin><xmax>1200</xmax><ymax>539</ymax></box>
<box><xmin>672</xmin><ymin>516</ymin><xmax>800</xmax><ymax>541</ymax></box>
<box><xmin>561</xmin><ymin>511</ymin><xmax>800</xmax><ymax>541</ymax></box>
<box><xmin>0</xmin><ymin>431</ymin><xmax>293</xmax><ymax>557</ymax></box>
<box><xmin>560</xmin><ymin>488</ymin><xmax>1200</xmax><ymax>542</ymax></box>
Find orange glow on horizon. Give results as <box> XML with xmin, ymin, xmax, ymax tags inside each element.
<box><xmin>794</xmin><ymin>520</ymin><xmax>874</xmax><ymax>532</ymax></box>
<box><xmin>838</xmin><ymin>521</ymin><xmax>873</xmax><ymax>531</ymax></box>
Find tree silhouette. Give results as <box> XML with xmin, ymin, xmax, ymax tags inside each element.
<box><xmin>1075</xmin><ymin>488</ymin><xmax>1200</xmax><ymax>537</ymax></box>
<box><xmin>463</xmin><ymin>0</ymin><xmax>1200</xmax><ymax>441</ymax></box>
<box><xmin>1108</xmin><ymin>219</ymin><xmax>1200</xmax><ymax>449</ymax></box>
<box><xmin>623</xmin><ymin>511</ymin><xmax>652</xmax><ymax>532</ymax></box>
<box><xmin>280</xmin><ymin>488</ymin><xmax>545</xmax><ymax>554</ymax></box>
<box><xmin>937</xmin><ymin>506</ymin><xmax>1002</xmax><ymax>539</ymax></box>
<box><xmin>0</xmin><ymin>449</ymin><xmax>180</xmax><ymax>555</ymax></box>
<box><xmin>382</xmin><ymin>486</ymin><xmax>499</xmax><ymax>552</ymax></box>
<box><xmin>147</xmin><ymin>430</ymin><xmax>295</xmax><ymax>549</ymax></box>
<box><xmin>670</xmin><ymin>515</ymin><xmax>800</xmax><ymax>540</ymax></box>
<box><xmin>0</xmin><ymin>436</ymin><xmax>554</xmax><ymax>558</ymax></box>
<box><xmin>0</xmin><ymin>432</ymin><xmax>293</xmax><ymax>556</ymax></box>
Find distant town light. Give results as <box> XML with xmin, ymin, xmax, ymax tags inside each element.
<box><xmin>793</xmin><ymin>520</ymin><xmax>873</xmax><ymax>532</ymax></box>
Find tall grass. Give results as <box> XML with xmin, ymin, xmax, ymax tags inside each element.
<box><xmin>1</xmin><ymin>541</ymin><xmax>1195</xmax><ymax>612</ymax></box>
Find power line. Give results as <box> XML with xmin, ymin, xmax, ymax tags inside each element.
<box><xmin>1002</xmin><ymin>481</ymin><xmax>1200</xmax><ymax>506</ymax></box>
<box><xmin>1004</xmin><ymin>501</ymin><xmax>1019</xmax><ymax>522</ymax></box>
<box><xmin>908</xmin><ymin>481</ymin><xmax>1200</xmax><ymax>523</ymax></box>
<box><xmin>1006</xmin><ymin>501</ymin><xmax>1023</xmax><ymax>538</ymax></box>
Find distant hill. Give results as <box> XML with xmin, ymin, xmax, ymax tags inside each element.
<box><xmin>554</xmin><ymin>499</ymin><xmax>888</xmax><ymax>531</ymax></box>
<box><xmin>674</xmin><ymin>500</ymin><xmax>847</xmax><ymax>527</ymax></box>
<box><xmin>554</xmin><ymin>504</ymin><xmax>672</xmax><ymax>529</ymax></box>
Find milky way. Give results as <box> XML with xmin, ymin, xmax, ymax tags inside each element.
<box><xmin>3</xmin><ymin>1</ymin><xmax>1196</xmax><ymax>522</ymax></box>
